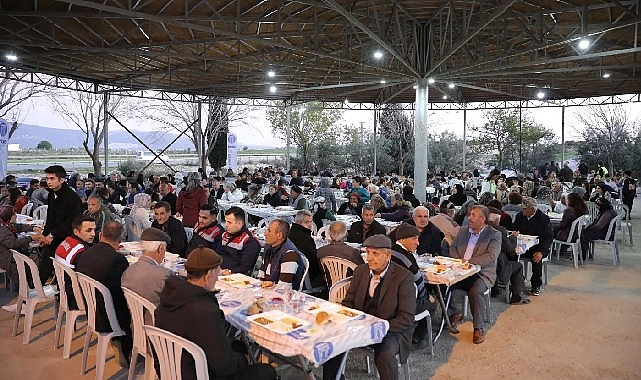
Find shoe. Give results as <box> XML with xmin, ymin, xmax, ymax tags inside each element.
<box><xmin>473</xmin><ymin>328</ymin><xmax>485</xmax><ymax>344</ymax></box>
<box><xmin>2</xmin><ymin>303</ymin><xmax>25</xmax><ymax>314</ymax></box>
<box><xmin>529</xmin><ymin>288</ymin><xmax>541</xmax><ymax>296</ymax></box>
<box><xmin>110</xmin><ymin>340</ymin><xmax>130</xmax><ymax>368</ymax></box>
<box><xmin>449</xmin><ymin>313</ymin><xmax>463</xmax><ymax>327</ymax></box>
<box><xmin>509</xmin><ymin>296</ymin><xmax>531</xmax><ymax>305</ymax></box>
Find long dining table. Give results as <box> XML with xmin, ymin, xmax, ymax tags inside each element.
<box><xmin>214</xmin><ymin>274</ymin><xmax>389</xmax><ymax>379</ymax></box>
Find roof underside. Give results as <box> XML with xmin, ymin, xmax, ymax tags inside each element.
<box><xmin>0</xmin><ymin>0</ymin><xmax>640</xmax><ymax>104</ymax></box>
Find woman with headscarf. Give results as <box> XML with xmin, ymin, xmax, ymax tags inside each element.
<box><xmin>369</xmin><ymin>194</ymin><xmax>388</xmax><ymax>214</ymax></box>
<box><xmin>176</xmin><ymin>172</ymin><xmax>209</xmax><ymax>228</ymax></box>
<box><xmin>580</xmin><ymin>197</ymin><xmax>618</xmax><ymax>260</ymax></box>
<box><xmin>0</xmin><ymin>205</ymin><xmax>43</xmax><ymax>303</ymax></box>
<box><xmin>129</xmin><ymin>192</ymin><xmax>153</xmax><ymax>240</ymax></box>
<box><xmin>554</xmin><ymin>193</ymin><xmax>588</xmax><ymax>241</ymax></box>
<box><xmin>376</xmin><ymin>193</ymin><xmax>411</xmax><ymax>222</ymax></box>
<box><xmin>220</xmin><ymin>182</ymin><xmax>244</xmax><ymax>203</ymax></box>
<box><xmin>314</xmin><ymin>178</ymin><xmax>337</xmax><ymax>212</ymax></box>
<box><xmin>312</xmin><ymin>196</ymin><xmax>336</xmax><ymax>230</ymax></box>
<box><xmin>453</xmin><ymin>198</ymin><xmax>478</xmax><ymax>226</ymax></box>
<box><xmin>448</xmin><ymin>183</ymin><xmax>467</xmax><ymax>206</ymax></box>
<box><xmin>402</xmin><ymin>185</ymin><xmax>420</xmax><ymax>208</ymax></box>
<box><xmin>337</xmin><ymin>193</ymin><xmax>362</xmax><ymax>216</ymax></box>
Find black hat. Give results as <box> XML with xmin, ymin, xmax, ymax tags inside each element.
<box><xmin>363</xmin><ymin>234</ymin><xmax>391</xmax><ymax>249</ymax></box>
<box><xmin>395</xmin><ymin>223</ymin><xmax>420</xmax><ymax>240</ymax></box>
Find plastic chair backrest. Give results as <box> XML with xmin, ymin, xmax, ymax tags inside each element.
<box><xmin>122</xmin><ymin>287</ymin><xmax>156</xmax><ymax>353</ymax></box>
<box><xmin>620</xmin><ymin>204</ymin><xmax>631</xmax><ymax>221</ymax></box>
<box><xmin>329</xmin><ymin>276</ymin><xmax>352</xmax><ymax>303</ymax></box>
<box><xmin>299</xmin><ymin>254</ymin><xmax>310</xmax><ymax>291</ymax></box>
<box><xmin>123</xmin><ymin>215</ymin><xmax>139</xmax><ymax>241</ymax></box>
<box><xmin>587</xmin><ymin>202</ymin><xmax>599</xmax><ymax>222</ymax></box>
<box><xmin>316</xmin><ymin>225</ymin><xmax>330</xmax><ymax>239</ymax></box>
<box><xmin>257</xmin><ymin>217</ymin><xmax>277</xmax><ymax>232</ymax></box>
<box><xmin>33</xmin><ymin>205</ymin><xmax>48</xmax><ymax>221</ymax></box>
<box><xmin>536</xmin><ymin>203</ymin><xmax>551</xmax><ymax>213</ymax></box>
<box><xmin>143</xmin><ymin>325</ymin><xmax>210</xmax><ymax>380</ymax></box>
<box><xmin>21</xmin><ymin>203</ymin><xmax>32</xmax><ymax>215</ymax></box>
<box><xmin>76</xmin><ymin>273</ymin><xmax>124</xmax><ymax>334</ymax></box>
<box><xmin>505</xmin><ymin>211</ymin><xmax>519</xmax><ymax>223</ymax></box>
<box><xmin>52</xmin><ymin>257</ymin><xmax>85</xmax><ymax>312</ymax></box>
<box><xmin>320</xmin><ymin>256</ymin><xmax>358</xmax><ymax>287</ymax></box>
<box><xmin>603</xmin><ymin>214</ymin><xmax>620</xmax><ymax>241</ymax></box>
<box><xmin>11</xmin><ymin>250</ymin><xmax>47</xmax><ymax>300</ymax></box>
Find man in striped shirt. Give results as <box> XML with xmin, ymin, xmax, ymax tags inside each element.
<box><xmin>259</xmin><ymin>219</ymin><xmax>305</xmax><ymax>290</ymax></box>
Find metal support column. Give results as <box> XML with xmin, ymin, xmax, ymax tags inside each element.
<box><xmin>103</xmin><ymin>92</ymin><xmax>109</xmax><ymax>176</ymax></box>
<box><xmin>518</xmin><ymin>102</ymin><xmax>523</xmax><ymax>173</ymax></box>
<box><xmin>414</xmin><ymin>79</ymin><xmax>429</xmax><ymax>203</ymax></box>
<box><xmin>561</xmin><ymin>106</ymin><xmax>566</xmax><ymax>164</ymax></box>
<box><xmin>286</xmin><ymin>104</ymin><xmax>291</xmax><ymax>171</ymax></box>
<box><xmin>462</xmin><ymin>106</ymin><xmax>467</xmax><ymax>172</ymax></box>
<box><xmin>373</xmin><ymin>106</ymin><xmax>378</xmax><ymax>175</ymax></box>
<box><xmin>196</xmin><ymin>100</ymin><xmax>203</xmax><ymax>171</ymax></box>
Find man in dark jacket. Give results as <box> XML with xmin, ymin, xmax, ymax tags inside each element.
<box><xmin>74</xmin><ymin>221</ymin><xmax>131</xmax><ymax>367</ymax></box>
<box><xmin>151</xmin><ymin>201</ymin><xmax>187</xmax><ymax>257</ymax></box>
<box><xmin>186</xmin><ymin>204</ymin><xmax>224</xmax><ymax>256</ymax></box>
<box><xmin>37</xmin><ymin>165</ymin><xmax>82</xmax><ymax>283</ymax></box>
<box><xmin>511</xmin><ymin>197</ymin><xmax>553</xmax><ymax>297</ymax></box>
<box><xmin>155</xmin><ymin>247</ymin><xmax>276</xmax><ymax>380</ymax></box>
<box><xmin>388</xmin><ymin>206</ymin><xmax>443</xmax><ymax>256</ymax></box>
<box><xmin>347</xmin><ymin>205</ymin><xmax>386</xmax><ymax>244</ymax></box>
<box><xmin>288</xmin><ymin>210</ymin><xmax>323</xmax><ymax>287</ymax></box>
<box><xmin>219</xmin><ymin>207</ymin><xmax>260</xmax><ymax>275</ymax></box>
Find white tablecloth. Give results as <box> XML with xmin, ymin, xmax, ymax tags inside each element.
<box><xmin>417</xmin><ymin>256</ymin><xmax>480</xmax><ymax>286</ymax></box>
<box><xmin>218</xmin><ymin>201</ymin><xmax>299</xmax><ymax>220</ymax></box>
<box><xmin>216</xmin><ymin>275</ymin><xmax>389</xmax><ymax>366</ymax></box>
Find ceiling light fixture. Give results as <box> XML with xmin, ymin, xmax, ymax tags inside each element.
<box><xmin>267</xmin><ymin>70</ymin><xmax>276</xmax><ymax>77</ymax></box>
<box><xmin>5</xmin><ymin>53</ymin><xmax>17</xmax><ymax>61</ymax></box>
<box><xmin>269</xmin><ymin>85</ymin><xmax>277</xmax><ymax>93</ymax></box>
<box><xmin>442</xmin><ymin>95</ymin><xmax>448</xmax><ymax>99</ymax></box>
<box><xmin>602</xmin><ymin>72</ymin><xmax>611</xmax><ymax>78</ymax></box>
<box><xmin>428</xmin><ymin>78</ymin><xmax>435</xmax><ymax>84</ymax></box>
<box><xmin>536</xmin><ymin>90</ymin><xmax>546</xmax><ymax>99</ymax></box>
<box><xmin>380</xmin><ymin>79</ymin><xmax>386</xmax><ymax>84</ymax></box>
<box><xmin>578</xmin><ymin>38</ymin><xmax>590</xmax><ymax>50</ymax></box>
<box><xmin>448</xmin><ymin>83</ymin><xmax>455</xmax><ymax>89</ymax></box>
<box><xmin>373</xmin><ymin>51</ymin><xmax>383</xmax><ymax>59</ymax></box>
<box><xmin>413</xmin><ymin>85</ymin><xmax>418</xmax><ymax>89</ymax></box>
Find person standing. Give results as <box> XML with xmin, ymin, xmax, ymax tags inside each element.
<box><xmin>176</xmin><ymin>172</ymin><xmax>208</xmax><ymax>228</ymax></box>
<box><xmin>37</xmin><ymin>165</ymin><xmax>82</xmax><ymax>283</ymax></box>
<box><xmin>621</xmin><ymin>170</ymin><xmax>636</xmax><ymax>219</ymax></box>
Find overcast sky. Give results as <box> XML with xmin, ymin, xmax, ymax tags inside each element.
<box><xmin>18</xmin><ymin>94</ymin><xmax>641</xmax><ymax>148</ymax></box>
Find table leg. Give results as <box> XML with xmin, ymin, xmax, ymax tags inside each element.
<box><xmin>298</xmin><ymin>355</ymin><xmax>317</xmax><ymax>380</ymax></box>
<box><xmin>433</xmin><ymin>285</ymin><xmax>458</xmax><ymax>344</ymax></box>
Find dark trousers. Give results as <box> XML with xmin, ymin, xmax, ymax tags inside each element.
<box><xmin>451</xmin><ymin>274</ymin><xmax>488</xmax><ymax>330</ymax></box>
<box><xmin>323</xmin><ymin>332</ymin><xmax>403</xmax><ymax>380</ymax></box>
<box><xmin>37</xmin><ymin>245</ymin><xmax>56</xmax><ymax>284</ymax></box>
<box><xmin>234</xmin><ymin>364</ymin><xmax>277</xmax><ymax>380</ymax></box>
<box><xmin>521</xmin><ymin>250</ymin><xmax>544</xmax><ymax>289</ymax></box>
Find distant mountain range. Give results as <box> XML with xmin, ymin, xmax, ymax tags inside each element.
<box><xmin>8</xmin><ymin>124</ymin><xmax>277</xmax><ymax>150</ymax></box>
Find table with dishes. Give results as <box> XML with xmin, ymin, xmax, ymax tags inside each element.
<box><xmin>117</xmin><ymin>241</ymin><xmax>187</xmax><ymax>275</ymax></box>
<box><xmin>218</xmin><ymin>201</ymin><xmax>300</xmax><ymax>220</ymax></box>
<box><xmin>214</xmin><ymin>274</ymin><xmax>390</xmax><ymax>379</ymax></box>
<box><xmin>416</xmin><ymin>255</ymin><xmax>481</xmax><ymax>341</ymax></box>
<box><xmin>332</xmin><ymin>215</ymin><xmax>401</xmax><ymax>233</ymax></box>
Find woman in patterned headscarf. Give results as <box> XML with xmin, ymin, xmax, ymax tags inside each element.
<box><xmin>129</xmin><ymin>192</ymin><xmax>152</xmax><ymax>240</ymax></box>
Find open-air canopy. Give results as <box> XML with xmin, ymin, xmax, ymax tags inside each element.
<box><xmin>1</xmin><ymin>0</ymin><xmax>640</xmax><ymax>198</ymax></box>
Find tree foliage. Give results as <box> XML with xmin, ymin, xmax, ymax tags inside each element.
<box><xmin>36</xmin><ymin>140</ymin><xmax>52</xmax><ymax>150</ymax></box>
<box><xmin>574</xmin><ymin>104</ymin><xmax>637</xmax><ymax>173</ymax></box>
<box><xmin>0</xmin><ymin>77</ymin><xmax>44</xmax><ymax>138</ymax></box>
<box><xmin>49</xmin><ymin>91</ymin><xmax>130</xmax><ymax>175</ymax></box>
<box><xmin>470</xmin><ymin>109</ymin><xmax>556</xmax><ymax>171</ymax></box>
<box><xmin>378</xmin><ymin>104</ymin><xmax>414</xmax><ymax>175</ymax></box>
<box><xmin>266</xmin><ymin>102</ymin><xmax>342</xmax><ymax>171</ymax></box>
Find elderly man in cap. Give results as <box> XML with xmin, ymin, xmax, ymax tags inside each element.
<box><xmin>323</xmin><ymin>234</ymin><xmax>415</xmax><ymax>380</ymax></box>
<box><xmin>449</xmin><ymin>205</ymin><xmax>501</xmax><ymax>344</ymax></box>
<box><xmin>511</xmin><ymin>196</ymin><xmax>553</xmax><ymax>297</ymax></box>
<box><xmin>390</xmin><ymin>223</ymin><xmax>433</xmax><ymax>343</ymax></box>
<box><xmin>121</xmin><ymin>228</ymin><xmax>173</xmax><ymax>306</ymax></box>
<box><xmin>155</xmin><ymin>247</ymin><xmax>277</xmax><ymax>380</ymax></box>
<box><xmin>287</xmin><ymin>185</ymin><xmax>308</xmax><ymax>210</ymax></box>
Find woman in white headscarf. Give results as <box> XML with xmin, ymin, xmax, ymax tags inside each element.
<box><xmin>129</xmin><ymin>192</ymin><xmax>152</xmax><ymax>240</ymax></box>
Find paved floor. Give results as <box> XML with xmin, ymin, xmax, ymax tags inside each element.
<box><xmin>1</xmin><ymin>200</ymin><xmax>640</xmax><ymax>379</ymax></box>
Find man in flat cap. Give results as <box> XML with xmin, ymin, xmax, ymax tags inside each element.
<box><xmin>155</xmin><ymin>247</ymin><xmax>277</xmax><ymax>380</ymax></box>
<box><xmin>121</xmin><ymin>227</ymin><xmax>173</xmax><ymax>306</ymax></box>
<box><xmin>323</xmin><ymin>234</ymin><xmax>415</xmax><ymax>380</ymax></box>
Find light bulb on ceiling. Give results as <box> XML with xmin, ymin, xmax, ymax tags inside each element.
<box><xmin>380</xmin><ymin>79</ymin><xmax>386</xmax><ymax>84</ymax></box>
<box><xmin>536</xmin><ymin>91</ymin><xmax>545</xmax><ymax>99</ymax></box>
<box><xmin>602</xmin><ymin>72</ymin><xmax>611</xmax><ymax>78</ymax></box>
<box><xmin>578</xmin><ymin>38</ymin><xmax>590</xmax><ymax>50</ymax></box>
<box><xmin>269</xmin><ymin>85</ymin><xmax>277</xmax><ymax>93</ymax></box>
<box><xmin>267</xmin><ymin>70</ymin><xmax>276</xmax><ymax>78</ymax></box>
<box><xmin>442</xmin><ymin>95</ymin><xmax>448</xmax><ymax>99</ymax></box>
<box><xmin>428</xmin><ymin>78</ymin><xmax>435</xmax><ymax>84</ymax></box>
<box><xmin>448</xmin><ymin>83</ymin><xmax>455</xmax><ymax>89</ymax></box>
<box><xmin>373</xmin><ymin>51</ymin><xmax>383</xmax><ymax>59</ymax></box>
<box><xmin>5</xmin><ymin>53</ymin><xmax>17</xmax><ymax>61</ymax></box>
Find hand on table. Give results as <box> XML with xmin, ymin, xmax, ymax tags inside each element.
<box><xmin>39</xmin><ymin>235</ymin><xmax>53</xmax><ymax>245</ymax></box>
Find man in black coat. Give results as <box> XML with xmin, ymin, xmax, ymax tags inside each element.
<box><xmin>37</xmin><ymin>165</ymin><xmax>82</xmax><ymax>283</ymax></box>
<box><xmin>74</xmin><ymin>221</ymin><xmax>131</xmax><ymax>367</ymax></box>
<box><xmin>511</xmin><ymin>197</ymin><xmax>553</xmax><ymax>297</ymax></box>
<box><xmin>288</xmin><ymin>210</ymin><xmax>323</xmax><ymax>288</ymax></box>
<box><xmin>347</xmin><ymin>205</ymin><xmax>387</xmax><ymax>244</ymax></box>
<box><xmin>155</xmin><ymin>247</ymin><xmax>277</xmax><ymax>380</ymax></box>
<box><xmin>151</xmin><ymin>201</ymin><xmax>187</xmax><ymax>257</ymax></box>
<box><xmin>388</xmin><ymin>206</ymin><xmax>444</xmax><ymax>256</ymax></box>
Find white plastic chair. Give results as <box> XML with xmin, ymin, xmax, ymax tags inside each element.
<box><xmin>586</xmin><ymin>202</ymin><xmax>599</xmax><ymax>223</ymax></box>
<box><xmin>453</xmin><ymin>288</ymin><xmax>491</xmax><ymax>323</ymax></box>
<box><xmin>122</xmin><ymin>287</ymin><xmax>157</xmax><ymax>380</ymax></box>
<box><xmin>320</xmin><ymin>256</ymin><xmax>358</xmax><ymax>287</ymax></box>
<box><xmin>328</xmin><ymin>276</ymin><xmax>352</xmax><ymax>303</ymax></box>
<box><xmin>21</xmin><ymin>203</ymin><xmax>33</xmax><ymax>216</ymax></box>
<box><xmin>257</xmin><ymin>217</ymin><xmax>278</xmax><ymax>232</ymax></box>
<box><xmin>143</xmin><ymin>325</ymin><xmax>210</xmax><ymax>380</ymax></box>
<box><xmin>552</xmin><ymin>215</ymin><xmax>591</xmax><ymax>268</ymax></box>
<box><xmin>505</xmin><ymin>211</ymin><xmax>519</xmax><ymax>223</ymax></box>
<box><xmin>52</xmin><ymin>257</ymin><xmax>86</xmax><ymax>359</ymax></box>
<box><xmin>316</xmin><ymin>225</ymin><xmax>330</xmax><ymax>239</ymax></box>
<box><xmin>413</xmin><ymin>284</ymin><xmax>434</xmax><ymax>356</ymax></box>
<box><xmin>76</xmin><ymin>273</ymin><xmax>126</xmax><ymax>379</ymax></box>
<box><xmin>589</xmin><ymin>214</ymin><xmax>621</xmax><ymax>265</ymax></box>
<box><xmin>536</xmin><ymin>203</ymin><xmax>551</xmax><ymax>213</ymax></box>
<box><xmin>11</xmin><ymin>250</ymin><xmax>58</xmax><ymax>344</ymax></box>
<box><xmin>184</xmin><ymin>227</ymin><xmax>194</xmax><ymax>242</ymax></box>
<box><xmin>33</xmin><ymin>205</ymin><xmax>48</xmax><ymax>221</ymax></box>
<box><xmin>619</xmin><ymin>205</ymin><xmax>633</xmax><ymax>246</ymax></box>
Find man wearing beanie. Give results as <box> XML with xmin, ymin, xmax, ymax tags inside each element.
<box><xmin>155</xmin><ymin>247</ymin><xmax>277</xmax><ymax>380</ymax></box>
<box><xmin>323</xmin><ymin>234</ymin><xmax>415</xmax><ymax>380</ymax></box>
<box><xmin>390</xmin><ymin>223</ymin><xmax>432</xmax><ymax>343</ymax></box>
<box><xmin>121</xmin><ymin>227</ymin><xmax>173</xmax><ymax>306</ymax></box>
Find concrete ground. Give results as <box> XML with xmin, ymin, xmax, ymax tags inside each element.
<box><xmin>1</xmin><ymin>200</ymin><xmax>640</xmax><ymax>379</ymax></box>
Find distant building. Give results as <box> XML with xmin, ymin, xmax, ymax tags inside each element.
<box><xmin>8</xmin><ymin>144</ymin><xmax>20</xmax><ymax>151</ymax></box>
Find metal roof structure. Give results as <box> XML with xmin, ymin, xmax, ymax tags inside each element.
<box><xmin>0</xmin><ymin>0</ymin><xmax>640</xmax><ymax>105</ymax></box>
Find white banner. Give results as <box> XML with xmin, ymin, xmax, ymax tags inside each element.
<box><xmin>226</xmin><ymin>133</ymin><xmax>238</xmax><ymax>174</ymax></box>
<box><xmin>0</xmin><ymin>118</ymin><xmax>8</xmax><ymax>180</ymax></box>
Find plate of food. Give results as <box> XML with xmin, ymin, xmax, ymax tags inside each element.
<box><xmin>424</xmin><ymin>265</ymin><xmax>451</xmax><ymax>275</ymax></box>
<box><xmin>275</xmin><ymin>206</ymin><xmax>295</xmax><ymax>211</ymax></box>
<box><xmin>219</xmin><ymin>274</ymin><xmax>260</xmax><ymax>288</ymax></box>
<box><xmin>247</xmin><ymin>310</ymin><xmax>310</xmax><ymax>334</ymax></box>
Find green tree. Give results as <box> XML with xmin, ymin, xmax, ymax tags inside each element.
<box><xmin>470</xmin><ymin>109</ymin><xmax>556</xmax><ymax>171</ymax></box>
<box><xmin>378</xmin><ymin>104</ymin><xmax>414</xmax><ymax>175</ymax></box>
<box><xmin>36</xmin><ymin>140</ymin><xmax>52</xmax><ymax>150</ymax></box>
<box><xmin>266</xmin><ymin>102</ymin><xmax>342</xmax><ymax>171</ymax></box>
<box><xmin>574</xmin><ymin>105</ymin><xmax>636</xmax><ymax>174</ymax></box>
